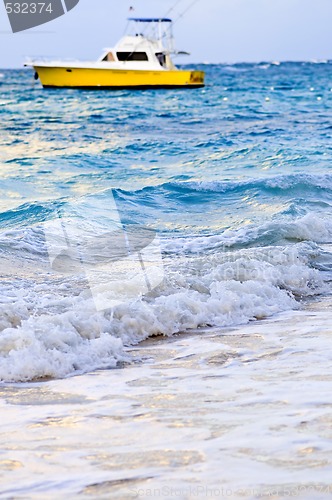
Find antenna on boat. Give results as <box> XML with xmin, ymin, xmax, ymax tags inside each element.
<box><xmin>171</xmin><ymin>0</ymin><xmax>201</xmax><ymax>27</ymax></box>
<box><xmin>164</xmin><ymin>0</ymin><xmax>183</xmax><ymax>18</ymax></box>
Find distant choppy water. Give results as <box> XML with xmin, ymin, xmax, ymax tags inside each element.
<box><xmin>1</xmin><ymin>62</ymin><xmax>332</xmax><ymax>382</ymax></box>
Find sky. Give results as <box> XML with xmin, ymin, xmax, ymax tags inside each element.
<box><xmin>0</xmin><ymin>0</ymin><xmax>332</xmax><ymax>68</ymax></box>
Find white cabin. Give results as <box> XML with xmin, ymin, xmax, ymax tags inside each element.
<box><xmin>98</xmin><ymin>35</ymin><xmax>177</xmax><ymax>71</ymax></box>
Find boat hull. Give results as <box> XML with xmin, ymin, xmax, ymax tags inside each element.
<box><xmin>33</xmin><ymin>66</ymin><xmax>205</xmax><ymax>89</ymax></box>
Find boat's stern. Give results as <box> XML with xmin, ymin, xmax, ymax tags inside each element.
<box><xmin>189</xmin><ymin>70</ymin><xmax>205</xmax><ymax>87</ymax></box>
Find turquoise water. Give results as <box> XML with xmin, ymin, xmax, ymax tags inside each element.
<box><xmin>1</xmin><ymin>63</ymin><xmax>332</xmax><ymax>381</ymax></box>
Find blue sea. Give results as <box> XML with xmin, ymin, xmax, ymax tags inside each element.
<box><xmin>1</xmin><ymin>63</ymin><xmax>332</xmax><ymax>498</ymax></box>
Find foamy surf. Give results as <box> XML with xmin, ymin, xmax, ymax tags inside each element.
<box><xmin>0</xmin><ymin>223</ymin><xmax>327</xmax><ymax>382</ymax></box>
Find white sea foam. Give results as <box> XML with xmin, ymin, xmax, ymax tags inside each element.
<box><xmin>162</xmin><ymin>213</ymin><xmax>332</xmax><ymax>254</ymax></box>
<box><xmin>0</xmin><ymin>228</ymin><xmax>327</xmax><ymax>382</ymax></box>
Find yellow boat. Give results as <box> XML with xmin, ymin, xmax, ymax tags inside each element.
<box><xmin>25</xmin><ymin>17</ymin><xmax>205</xmax><ymax>90</ymax></box>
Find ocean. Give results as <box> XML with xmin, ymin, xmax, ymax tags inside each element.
<box><xmin>1</xmin><ymin>62</ymin><xmax>332</xmax><ymax>498</ymax></box>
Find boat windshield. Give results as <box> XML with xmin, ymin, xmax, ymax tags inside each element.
<box><xmin>117</xmin><ymin>52</ymin><xmax>149</xmax><ymax>62</ymax></box>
